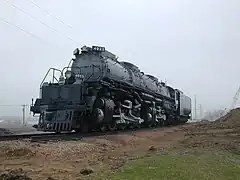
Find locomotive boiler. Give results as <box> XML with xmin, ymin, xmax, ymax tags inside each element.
<box><xmin>30</xmin><ymin>45</ymin><xmax>191</xmax><ymax>133</ymax></box>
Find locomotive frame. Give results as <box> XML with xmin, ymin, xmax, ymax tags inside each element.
<box><xmin>30</xmin><ymin>45</ymin><xmax>191</xmax><ymax>133</ymax></box>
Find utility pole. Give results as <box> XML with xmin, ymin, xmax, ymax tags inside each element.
<box><xmin>194</xmin><ymin>94</ymin><xmax>197</xmax><ymax>119</ymax></box>
<box><xmin>199</xmin><ymin>104</ymin><xmax>202</xmax><ymax>119</ymax></box>
<box><xmin>21</xmin><ymin>105</ymin><xmax>27</xmax><ymax>126</ymax></box>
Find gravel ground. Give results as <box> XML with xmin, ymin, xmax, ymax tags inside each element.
<box><xmin>0</xmin><ymin>124</ymin><xmax>193</xmax><ymax>180</ymax></box>
<box><xmin>0</xmin><ymin>122</ymin><xmax>38</xmax><ymax>135</ymax></box>
<box><xmin>1</xmin><ymin>107</ymin><xmax>239</xmax><ymax>180</ymax></box>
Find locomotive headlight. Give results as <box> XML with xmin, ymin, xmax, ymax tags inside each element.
<box><xmin>65</xmin><ymin>70</ymin><xmax>72</xmax><ymax>79</ymax></box>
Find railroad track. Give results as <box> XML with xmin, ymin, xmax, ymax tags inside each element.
<box><xmin>0</xmin><ymin>132</ymin><xmax>62</xmax><ymax>142</ymax></box>
<box><xmin>0</xmin><ymin>123</ymin><xmax>189</xmax><ymax>142</ymax></box>
<box><xmin>0</xmin><ymin>129</ymin><xmax>142</xmax><ymax>142</ymax></box>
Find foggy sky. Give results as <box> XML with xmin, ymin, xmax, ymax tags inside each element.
<box><xmin>0</xmin><ymin>0</ymin><xmax>240</xmax><ymax>116</ymax></box>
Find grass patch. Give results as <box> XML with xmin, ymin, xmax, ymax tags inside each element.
<box><xmin>105</xmin><ymin>150</ymin><xmax>240</xmax><ymax>180</ymax></box>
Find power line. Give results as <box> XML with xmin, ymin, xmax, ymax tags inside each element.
<box><xmin>27</xmin><ymin>0</ymin><xmax>73</xmax><ymax>29</ymax></box>
<box><xmin>194</xmin><ymin>94</ymin><xmax>197</xmax><ymax>119</ymax></box>
<box><xmin>0</xmin><ymin>16</ymin><xmax>62</xmax><ymax>49</ymax></box>
<box><xmin>3</xmin><ymin>0</ymin><xmax>81</xmax><ymax>46</ymax></box>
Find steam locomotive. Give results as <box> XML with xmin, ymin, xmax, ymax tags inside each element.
<box><xmin>30</xmin><ymin>45</ymin><xmax>191</xmax><ymax>133</ymax></box>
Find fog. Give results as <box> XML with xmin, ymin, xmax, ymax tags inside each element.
<box><xmin>0</xmin><ymin>0</ymin><xmax>240</xmax><ymax>116</ymax></box>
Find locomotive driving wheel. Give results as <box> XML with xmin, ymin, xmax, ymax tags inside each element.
<box><xmin>79</xmin><ymin>117</ymin><xmax>90</xmax><ymax>133</ymax></box>
<box><xmin>117</xmin><ymin>124</ymin><xmax>126</xmax><ymax>130</ymax></box>
<box><xmin>100</xmin><ymin>125</ymin><xmax>107</xmax><ymax>132</ymax></box>
<box><xmin>107</xmin><ymin>123</ymin><xmax>116</xmax><ymax>131</ymax></box>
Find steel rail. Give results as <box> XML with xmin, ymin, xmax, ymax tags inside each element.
<box><xmin>0</xmin><ymin>129</ymin><xmax>138</xmax><ymax>142</ymax></box>
<box><xmin>0</xmin><ymin>123</ymin><xmax>190</xmax><ymax>142</ymax></box>
<box><xmin>0</xmin><ymin>132</ymin><xmax>64</xmax><ymax>141</ymax></box>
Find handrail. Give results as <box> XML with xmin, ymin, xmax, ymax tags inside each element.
<box><xmin>40</xmin><ymin>65</ymin><xmax>102</xmax><ymax>89</ymax></box>
<box><xmin>67</xmin><ymin>58</ymin><xmax>73</xmax><ymax>68</ymax></box>
<box><xmin>40</xmin><ymin>68</ymin><xmax>61</xmax><ymax>88</ymax></box>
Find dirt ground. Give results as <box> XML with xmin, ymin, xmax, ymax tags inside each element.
<box><xmin>0</xmin><ymin>124</ymin><xmax>194</xmax><ymax>180</ymax></box>
<box><xmin>181</xmin><ymin>108</ymin><xmax>240</xmax><ymax>154</ymax></box>
<box><xmin>0</xmin><ymin>108</ymin><xmax>239</xmax><ymax>180</ymax></box>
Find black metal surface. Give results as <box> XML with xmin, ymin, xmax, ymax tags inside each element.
<box><xmin>29</xmin><ymin>45</ymin><xmax>192</xmax><ymax>133</ymax></box>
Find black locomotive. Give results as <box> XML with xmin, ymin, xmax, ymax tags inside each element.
<box><xmin>30</xmin><ymin>45</ymin><xmax>191</xmax><ymax>133</ymax></box>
